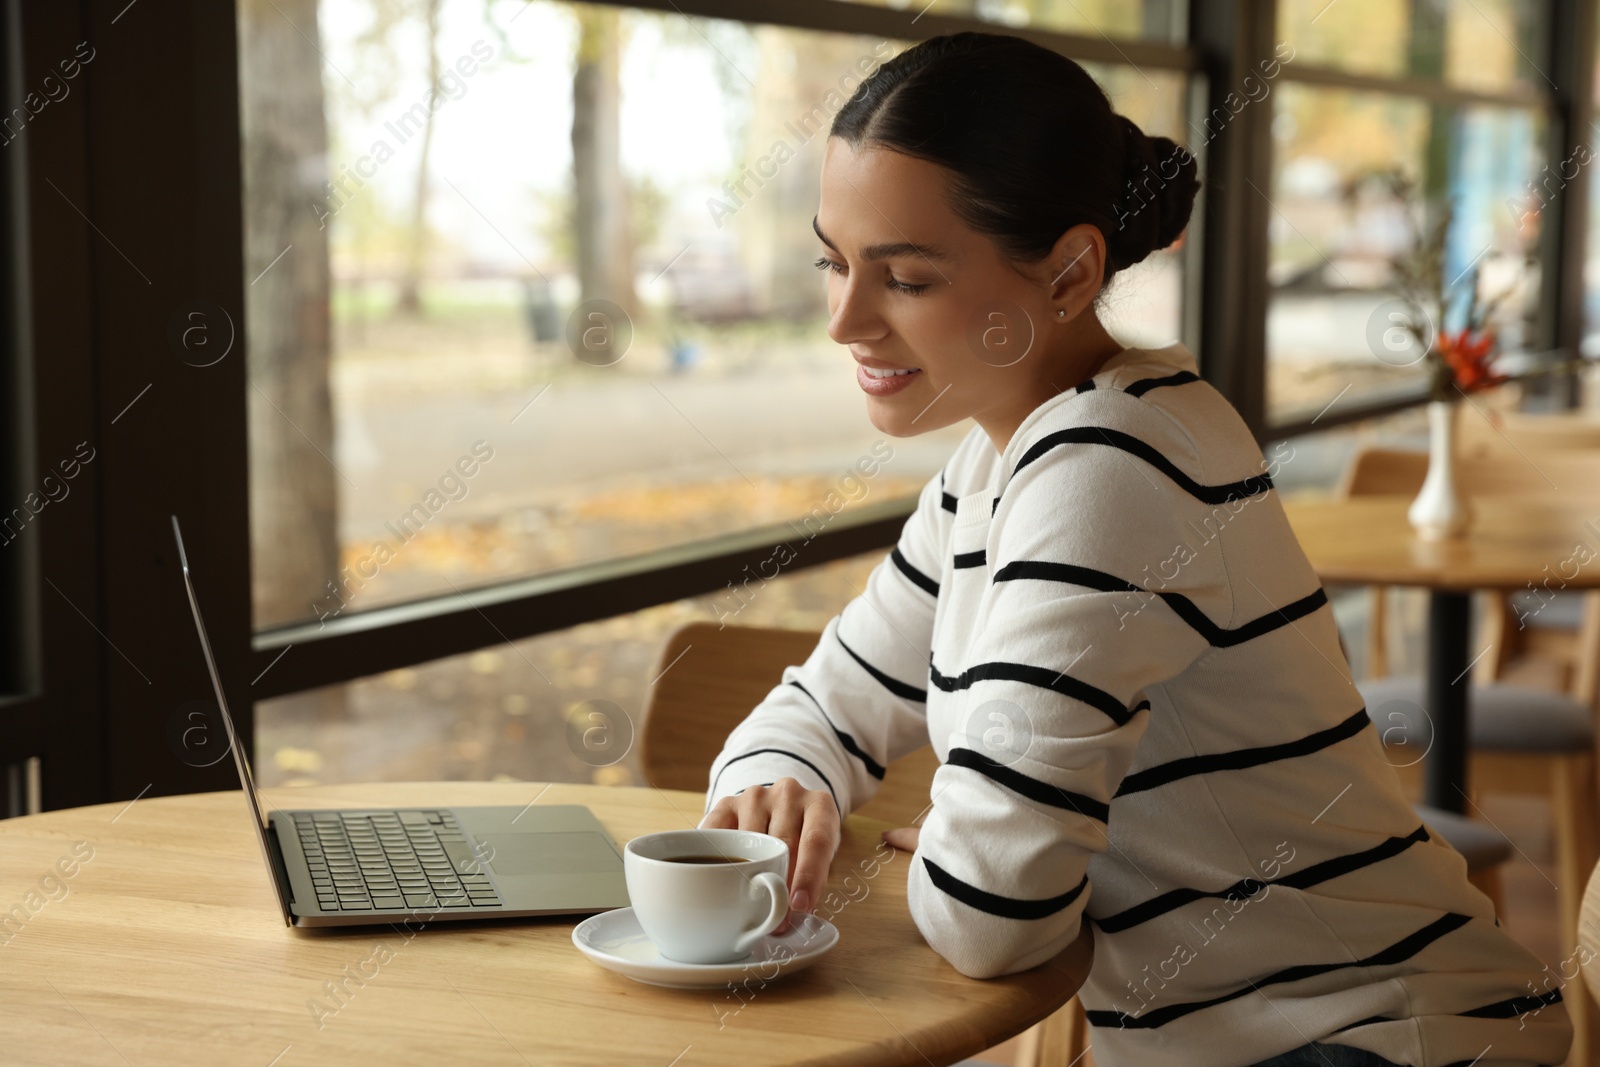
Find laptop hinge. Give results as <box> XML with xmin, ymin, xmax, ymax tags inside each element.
<box><xmin>262</xmin><ymin>816</ymin><xmax>299</xmax><ymax>926</ymax></box>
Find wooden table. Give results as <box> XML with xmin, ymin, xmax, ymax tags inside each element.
<box><xmin>0</xmin><ymin>781</ymin><xmax>1092</xmax><ymax>1066</ymax></box>
<box><xmin>1282</xmin><ymin>492</ymin><xmax>1600</xmax><ymax>812</ymax></box>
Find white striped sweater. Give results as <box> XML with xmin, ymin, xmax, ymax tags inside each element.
<box><xmin>703</xmin><ymin>342</ymin><xmax>1572</xmax><ymax>1066</ymax></box>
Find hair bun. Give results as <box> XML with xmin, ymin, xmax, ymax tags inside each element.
<box><xmin>1107</xmin><ymin>114</ymin><xmax>1200</xmax><ymax>271</ymax></box>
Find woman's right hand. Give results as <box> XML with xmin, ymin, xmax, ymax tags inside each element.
<box><xmin>698</xmin><ymin>777</ymin><xmax>841</xmax><ymax>935</ymax></box>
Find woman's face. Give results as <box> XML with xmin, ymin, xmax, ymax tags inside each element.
<box><xmin>815</xmin><ymin>137</ymin><xmax>1113</xmax><ymax>448</ymax></box>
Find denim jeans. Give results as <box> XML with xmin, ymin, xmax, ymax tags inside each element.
<box><xmin>1243</xmin><ymin>1043</ymin><xmax>1405</xmax><ymax>1067</ymax></box>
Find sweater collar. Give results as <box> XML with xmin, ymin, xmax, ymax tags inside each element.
<box><xmin>992</xmin><ymin>339</ymin><xmax>1199</xmax><ymax>498</ymax></box>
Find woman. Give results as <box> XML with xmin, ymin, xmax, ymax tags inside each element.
<box><xmin>698</xmin><ymin>31</ymin><xmax>1571</xmax><ymax>1066</ymax></box>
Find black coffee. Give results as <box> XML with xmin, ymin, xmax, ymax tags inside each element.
<box><xmin>669</xmin><ymin>854</ymin><xmax>749</xmax><ymax>864</ymax></box>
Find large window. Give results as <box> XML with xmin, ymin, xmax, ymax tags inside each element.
<box><xmin>1266</xmin><ymin>0</ymin><xmax>1551</xmax><ymax>429</ymax></box>
<box><xmin>242</xmin><ymin>6</ymin><xmax>966</xmax><ymax>632</ymax></box>
<box><xmin>834</xmin><ymin>0</ymin><xmax>1186</xmax><ymax>42</ymax></box>
<box><xmin>1266</xmin><ymin>87</ymin><xmax>1542</xmax><ymax>423</ymax></box>
<box><xmin>1277</xmin><ymin>0</ymin><xmax>1548</xmax><ymax>94</ymax></box>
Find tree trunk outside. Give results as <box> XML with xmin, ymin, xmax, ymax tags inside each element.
<box><xmin>396</xmin><ymin>0</ymin><xmax>441</xmax><ymax>316</ymax></box>
<box><xmin>238</xmin><ymin>0</ymin><xmax>341</xmax><ymax>635</ymax></box>
<box><xmin>571</xmin><ymin>5</ymin><xmax>637</xmax><ymax>331</ymax></box>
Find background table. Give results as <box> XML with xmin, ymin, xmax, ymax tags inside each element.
<box><xmin>0</xmin><ymin>781</ymin><xmax>1092</xmax><ymax>1066</ymax></box>
<box><xmin>1282</xmin><ymin>492</ymin><xmax>1600</xmax><ymax>812</ymax></box>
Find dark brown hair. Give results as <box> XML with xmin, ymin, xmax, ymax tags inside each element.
<box><xmin>830</xmin><ymin>31</ymin><xmax>1200</xmax><ymax>295</ymax></box>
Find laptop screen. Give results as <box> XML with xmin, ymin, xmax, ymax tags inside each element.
<box><xmin>171</xmin><ymin>514</ymin><xmax>294</xmax><ymax>926</ymax></box>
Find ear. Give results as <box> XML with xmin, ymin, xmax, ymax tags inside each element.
<box><xmin>1044</xmin><ymin>223</ymin><xmax>1106</xmax><ymax>322</ymax></box>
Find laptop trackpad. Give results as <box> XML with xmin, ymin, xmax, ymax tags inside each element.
<box><xmin>476</xmin><ymin>832</ymin><xmax>621</xmax><ymax>876</ymax></box>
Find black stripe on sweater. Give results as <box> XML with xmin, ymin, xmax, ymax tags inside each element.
<box><xmin>1011</xmin><ymin>426</ymin><xmax>1272</xmax><ymax>506</ymax></box>
<box><xmin>838</xmin><ymin>632</ymin><xmax>927</xmax><ymax>703</ymax></box>
<box><xmin>1085</xmin><ymin>912</ymin><xmax>1473</xmax><ymax>1030</ymax></box>
<box><xmin>945</xmin><ymin>746</ymin><xmax>1110</xmax><ymax>823</ymax></box>
<box><xmin>939</xmin><ymin>470</ymin><xmax>958</xmax><ymax>514</ymax></box>
<box><xmin>1115</xmin><ymin>707</ymin><xmax>1371</xmax><ymax>797</ymax></box>
<box><xmin>1457</xmin><ymin>986</ymin><xmax>1564</xmax><ymax>1019</ymax></box>
<box><xmin>922</xmin><ymin>858</ymin><xmax>1088</xmax><ymax>921</ymax></box>
<box><xmin>788</xmin><ymin>680</ymin><xmax>886</xmax><ymax>780</ymax></box>
<box><xmin>953</xmin><ymin>549</ymin><xmax>986</xmax><ymax>569</ymax></box>
<box><xmin>891</xmin><ymin>547</ymin><xmax>939</xmax><ymax>597</ymax></box>
<box><xmin>1074</xmin><ymin>378</ymin><xmax>1097</xmax><ymax>394</ymax></box>
<box><xmin>1329</xmin><ymin>985</ymin><xmax>1563</xmax><ymax>1035</ymax></box>
<box><xmin>992</xmin><ymin>560</ymin><xmax>1328</xmax><ymax>649</ymax></box>
<box><xmin>1123</xmin><ymin>370</ymin><xmax>1201</xmax><ymax>397</ymax></box>
<box><xmin>1094</xmin><ymin>824</ymin><xmax>1430</xmax><ymax>933</ymax></box>
<box><xmin>710</xmin><ymin>748</ymin><xmax>840</xmax><ymax>815</ymax></box>
<box><xmin>929</xmin><ymin>654</ymin><xmax>1140</xmax><ymax>727</ymax></box>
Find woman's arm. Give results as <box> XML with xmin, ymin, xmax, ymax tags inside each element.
<box><xmin>698</xmin><ymin>457</ymin><xmax>953</xmax><ymax>926</ymax></box>
<box><xmin>702</xmin><ymin>463</ymin><xmax>950</xmax><ymax>818</ymax></box>
<box><xmin>904</xmin><ymin>401</ymin><xmax>1226</xmax><ymax>979</ymax></box>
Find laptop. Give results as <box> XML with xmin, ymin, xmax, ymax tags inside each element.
<box><xmin>171</xmin><ymin>514</ymin><xmax>633</xmax><ymax>928</ymax></box>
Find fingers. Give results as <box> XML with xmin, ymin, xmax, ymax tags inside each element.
<box><xmin>698</xmin><ymin>780</ymin><xmax>838</xmax><ymax>936</ymax></box>
<box><xmin>881</xmin><ymin>825</ymin><xmax>919</xmax><ymax>851</ymax></box>
<box><xmin>759</xmin><ymin>780</ymin><xmax>807</xmax><ymax>880</ymax></box>
<box><xmin>786</xmin><ymin>793</ymin><xmax>840</xmax><ymax>931</ymax></box>
<box><xmin>734</xmin><ymin>786</ymin><xmax>774</xmax><ymax>835</ymax></box>
<box><xmin>697</xmin><ymin>799</ymin><xmax>739</xmax><ymax>830</ymax></box>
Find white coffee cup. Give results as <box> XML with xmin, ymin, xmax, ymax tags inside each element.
<box><xmin>623</xmin><ymin>828</ymin><xmax>789</xmax><ymax>965</ymax></box>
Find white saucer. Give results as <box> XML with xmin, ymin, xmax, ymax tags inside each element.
<box><xmin>571</xmin><ymin>907</ymin><xmax>839</xmax><ymax>989</ymax></box>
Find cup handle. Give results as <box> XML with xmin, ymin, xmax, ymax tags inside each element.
<box><xmin>731</xmin><ymin>871</ymin><xmax>789</xmax><ymax>956</ymax></box>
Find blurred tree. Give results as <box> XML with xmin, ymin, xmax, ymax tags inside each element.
<box><xmin>572</xmin><ymin>4</ymin><xmax>639</xmax><ymax>327</ymax></box>
<box><xmin>397</xmin><ymin>0</ymin><xmax>443</xmax><ymax>315</ymax></box>
<box><xmin>238</xmin><ymin>0</ymin><xmax>341</xmax><ymax>636</ymax></box>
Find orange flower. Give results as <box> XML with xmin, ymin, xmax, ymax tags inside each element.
<box><xmin>1437</xmin><ymin>327</ymin><xmax>1507</xmax><ymax>394</ymax></box>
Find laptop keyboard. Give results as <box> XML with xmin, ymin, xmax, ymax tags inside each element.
<box><xmin>291</xmin><ymin>810</ymin><xmax>503</xmax><ymax>913</ymax></box>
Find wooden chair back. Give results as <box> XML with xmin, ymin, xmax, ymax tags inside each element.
<box><xmin>1462</xmin><ymin>409</ymin><xmax>1600</xmax><ymax>453</ymax></box>
<box><xmin>639</xmin><ymin>620</ymin><xmax>941</xmax><ymax>827</ymax></box>
<box><xmin>1337</xmin><ymin>442</ymin><xmax>1600</xmax><ymax>497</ymax></box>
<box><xmin>1333</xmin><ymin>447</ymin><xmax>1429</xmax><ymax>499</ymax></box>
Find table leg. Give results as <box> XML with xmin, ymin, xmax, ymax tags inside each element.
<box><xmin>1424</xmin><ymin>590</ymin><xmax>1472</xmax><ymax>813</ymax></box>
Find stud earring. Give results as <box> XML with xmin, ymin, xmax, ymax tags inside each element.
<box><xmin>1056</xmin><ymin>309</ymin><xmax>1066</xmax><ymax>319</ymax></box>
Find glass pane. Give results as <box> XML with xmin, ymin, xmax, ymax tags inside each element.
<box><xmin>1088</xmin><ymin>63</ymin><xmax>1194</xmax><ymax>351</ymax></box>
<box><xmin>255</xmin><ymin>547</ymin><xmax>886</xmax><ymax>788</ymax></box>
<box><xmin>1266</xmin><ymin>83</ymin><xmax>1543</xmax><ymax>425</ymax></box>
<box><xmin>1277</xmin><ymin>0</ymin><xmax>1549</xmax><ymax>95</ymax></box>
<box><xmin>837</xmin><ymin>0</ymin><xmax>1183</xmax><ymax>41</ymax></box>
<box><xmin>239</xmin><ymin>3</ymin><xmax>1194</xmax><ymax>631</ymax></box>
<box><xmin>240</xmin><ymin>7</ymin><xmax>966</xmax><ymax>631</ymax></box>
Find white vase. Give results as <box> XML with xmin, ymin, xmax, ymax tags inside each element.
<box><xmin>1407</xmin><ymin>399</ymin><xmax>1472</xmax><ymax>541</ymax></box>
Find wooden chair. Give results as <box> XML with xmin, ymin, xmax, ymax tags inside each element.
<box><xmin>1458</xmin><ymin>419</ymin><xmax>1600</xmax><ymax>693</ymax></box>
<box><xmin>637</xmin><ymin>620</ymin><xmax>940</xmax><ymax>826</ymax></box>
<box><xmin>1338</xmin><ymin>445</ymin><xmax>1600</xmax><ymax>1062</ymax></box>
<box><xmin>639</xmin><ymin>620</ymin><xmax>1087</xmax><ymax>1064</ymax></box>
<box><xmin>1330</xmin><ymin>448</ymin><xmax>1429</xmax><ymax>681</ymax></box>
<box><xmin>1460</xmin><ymin>407</ymin><xmax>1600</xmax><ymax>453</ymax></box>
